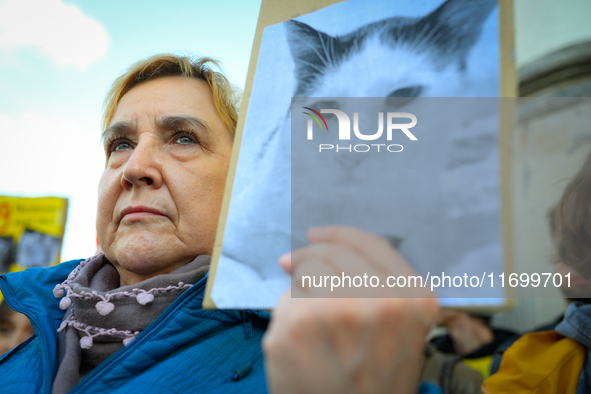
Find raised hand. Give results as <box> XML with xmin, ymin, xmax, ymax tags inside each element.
<box><xmin>263</xmin><ymin>226</ymin><xmax>439</xmax><ymax>394</ymax></box>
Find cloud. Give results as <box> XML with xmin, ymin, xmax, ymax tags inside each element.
<box><xmin>0</xmin><ymin>0</ymin><xmax>109</xmax><ymax>69</ymax></box>
<box><xmin>0</xmin><ymin>112</ymin><xmax>102</xmax><ymax>189</ymax></box>
<box><xmin>0</xmin><ymin>111</ymin><xmax>105</xmax><ymax>260</ymax></box>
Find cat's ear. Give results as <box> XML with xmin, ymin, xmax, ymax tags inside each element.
<box><xmin>422</xmin><ymin>0</ymin><xmax>497</xmax><ymax>67</ymax></box>
<box><xmin>285</xmin><ymin>20</ymin><xmax>336</xmax><ymax>96</ymax></box>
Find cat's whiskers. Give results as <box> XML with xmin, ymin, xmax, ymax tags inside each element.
<box><xmin>296</xmin><ymin>58</ymin><xmax>326</xmax><ymax>75</ymax></box>
<box><xmin>292</xmin><ymin>34</ymin><xmax>331</xmax><ymax>69</ymax></box>
<box><xmin>413</xmin><ymin>19</ymin><xmax>446</xmax><ymax>57</ymax></box>
<box><xmin>329</xmin><ymin>36</ymin><xmax>336</xmax><ymax>68</ymax></box>
<box><xmin>317</xmin><ymin>31</ymin><xmax>336</xmax><ymax>69</ymax></box>
<box><xmin>411</xmin><ymin>19</ymin><xmax>438</xmax><ymax>50</ymax></box>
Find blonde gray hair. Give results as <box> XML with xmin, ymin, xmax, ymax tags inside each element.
<box><xmin>102</xmin><ymin>53</ymin><xmax>241</xmax><ymax>134</ymax></box>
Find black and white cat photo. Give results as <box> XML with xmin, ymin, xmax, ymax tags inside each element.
<box><xmin>214</xmin><ymin>0</ymin><xmax>503</xmax><ymax>308</ymax></box>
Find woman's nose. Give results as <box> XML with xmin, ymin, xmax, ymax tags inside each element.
<box><xmin>121</xmin><ymin>142</ymin><xmax>164</xmax><ymax>190</ymax></box>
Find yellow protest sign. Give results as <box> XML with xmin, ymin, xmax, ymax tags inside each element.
<box><xmin>0</xmin><ymin>196</ymin><xmax>68</xmax><ymax>273</ymax></box>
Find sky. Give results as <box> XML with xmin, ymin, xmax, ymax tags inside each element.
<box><xmin>0</xmin><ymin>0</ymin><xmax>262</xmax><ymax>261</ymax></box>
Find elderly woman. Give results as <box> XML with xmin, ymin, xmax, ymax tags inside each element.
<box><xmin>0</xmin><ymin>54</ymin><xmax>437</xmax><ymax>394</ymax></box>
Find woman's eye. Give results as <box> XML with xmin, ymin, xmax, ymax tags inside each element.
<box><xmin>174</xmin><ymin>135</ymin><xmax>196</xmax><ymax>144</ymax></box>
<box><xmin>112</xmin><ymin>141</ymin><xmax>132</xmax><ymax>152</ymax></box>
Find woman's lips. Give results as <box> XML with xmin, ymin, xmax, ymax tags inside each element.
<box><xmin>120</xmin><ymin>206</ymin><xmax>167</xmax><ymax>221</ymax></box>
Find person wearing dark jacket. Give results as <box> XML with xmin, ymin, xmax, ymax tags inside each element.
<box><xmin>0</xmin><ymin>300</ymin><xmax>34</xmax><ymax>356</ymax></box>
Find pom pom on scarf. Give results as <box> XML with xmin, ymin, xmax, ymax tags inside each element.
<box><xmin>136</xmin><ymin>292</ymin><xmax>154</xmax><ymax>305</ymax></box>
<box><xmin>80</xmin><ymin>336</ymin><xmax>93</xmax><ymax>349</ymax></box>
<box><xmin>96</xmin><ymin>301</ymin><xmax>115</xmax><ymax>315</ymax></box>
<box><xmin>53</xmin><ymin>285</ymin><xmax>65</xmax><ymax>298</ymax></box>
<box><xmin>59</xmin><ymin>297</ymin><xmax>72</xmax><ymax>310</ymax></box>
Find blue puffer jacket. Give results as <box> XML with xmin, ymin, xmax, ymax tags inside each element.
<box><xmin>0</xmin><ymin>259</ymin><xmax>270</xmax><ymax>393</ymax></box>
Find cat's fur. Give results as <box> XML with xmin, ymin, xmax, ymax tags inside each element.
<box><xmin>286</xmin><ymin>0</ymin><xmax>497</xmax><ymax>98</ymax></box>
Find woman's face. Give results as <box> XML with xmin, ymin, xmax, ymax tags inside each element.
<box><xmin>97</xmin><ymin>76</ymin><xmax>233</xmax><ymax>285</ymax></box>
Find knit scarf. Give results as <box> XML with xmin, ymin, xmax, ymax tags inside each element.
<box><xmin>51</xmin><ymin>253</ymin><xmax>210</xmax><ymax>394</ymax></box>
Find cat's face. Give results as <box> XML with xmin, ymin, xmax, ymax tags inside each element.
<box><xmin>285</xmin><ymin>0</ymin><xmax>498</xmax><ymax>255</ymax></box>
<box><xmin>306</xmin><ymin>36</ymin><xmax>466</xmax><ymax>98</ymax></box>
<box><xmin>286</xmin><ymin>0</ymin><xmax>497</xmax><ymax>98</ymax></box>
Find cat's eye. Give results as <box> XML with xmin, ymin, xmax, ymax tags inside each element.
<box><xmin>385</xmin><ymin>86</ymin><xmax>423</xmax><ymax>108</ymax></box>
<box><xmin>388</xmin><ymin>86</ymin><xmax>423</xmax><ymax>97</ymax></box>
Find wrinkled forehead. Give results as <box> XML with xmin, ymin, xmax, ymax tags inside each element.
<box><xmin>111</xmin><ymin>76</ymin><xmax>216</xmax><ymax>123</ymax></box>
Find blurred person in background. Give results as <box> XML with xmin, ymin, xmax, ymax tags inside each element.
<box><xmin>489</xmin><ymin>204</ymin><xmax>591</xmax><ymax>377</ymax></box>
<box><xmin>0</xmin><ymin>300</ymin><xmax>35</xmax><ymax>356</ymax></box>
<box><xmin>430</xmin><ymin>311</ymin><xmax>516</xmax><ymax>379</ymax></box>
<box><xmin>484</xmin><ymin>148</ymin><xmax>591</xmax><ymax>394</ymax></box>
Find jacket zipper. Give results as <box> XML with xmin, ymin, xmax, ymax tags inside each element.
<box><xmin>241</xmin><ymin>310</ymin><xmax>253</xmax><ymax>339</ymax></box>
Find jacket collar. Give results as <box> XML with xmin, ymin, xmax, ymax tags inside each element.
<box><xmin>0</xmin><ymin>259</ymin><xmax>82</xmax><ymax>319</ymax></box>
<box><xmin>556</xmin><ymin>302</ymin><xmax>591</xmax><ymax>348</ymax></box>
